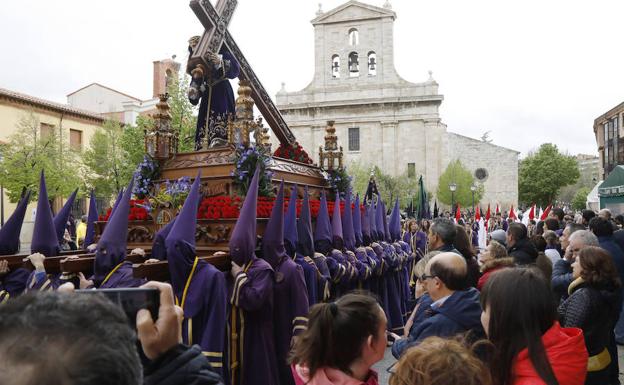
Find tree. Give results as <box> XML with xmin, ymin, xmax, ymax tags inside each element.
<box><xmin>166</xmin><ymin>74</ymin><xmax>197</xmax><ymax>153</ymax></box>
<box><xmin>0</xmin><ymin>112</ymin><xmax>81</xmax><ymax>202</ymax></box>
<box><xmin>82</xmin><ymin>120</ymin><xmax>135</xmax><ymax>201</ymax></box>
<box><xmin>571</xmin><ymin>186</ymin><xmax>591</xmax><ymax>211</ymax></box>
<box><xmin>348</xmin><ymin>162</ymin><xmax>423</xmax><ymax>208</ymax></box>
<box><xmin>519</xmin><ymin>143</ymin><xmax>580</xmax><ymax>207</ymax></box>
<box><xmin>436</xmin><ymin>159</ymin><xmax>484</xmax><ymax>208</ymax></box>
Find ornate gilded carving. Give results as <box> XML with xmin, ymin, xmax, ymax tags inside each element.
<box><xmin>228</xmin><ymin>80</ymin><xmax>265</xmax><ymax>147</ymax></box>
<box><xmin>128</xmin><ymin>226</ymin><xmax>154</xmax><ymax>243</ymax></box>
<box><xmin>269</xmin><ymin>159</ymin><xmax>325</xmax><ymax>178</ymax></box>
<box><xmin>145</xmin><ymin>94</ymin><xmax>178</xmax><ymax>160</ymax></box>
<box><xmin>162</xmin><ymin>147</ymin><xmax>236</xmax><ymax>169</ymax></box>
<box><xmin>197</xmin><ymin>223</ymin><xmax>232</xmax><ymax>244</ymax></box>
<box><xmin>318</xmin><ymin>120</ymin><xmax>343</xmax><ymax>170</ymax></box>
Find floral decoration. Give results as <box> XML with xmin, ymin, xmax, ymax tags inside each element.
<box><xmin>150</xmin><ymin>176</ymin><xmax>192</xmax><ymax>211</ymax></box>
<box><xmin>99</xmin><ymin>199</ymin><xmax>151</xmax><ymax>221</ymax></box>
<box><xmin>231</xmin><ymin>145</ymin><xmax>274</xmax><ymax>197</ymax></box>
<box><xmin>325</xmin><ymin>167</ymin><xmax>352</xmax><ymax>199</ymax></box>
<box><xmin>133</xmin><ymin>155</ymin><xmax>160</xmax><ymax>199</ymax></box>
<box><xmin>273</xmin><ymin>141</ymin><xmax>313</xmax><ymax>164</ymax></box>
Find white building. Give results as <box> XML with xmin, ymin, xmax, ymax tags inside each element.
<box><xmin>275</xmin><ymin>0</ymin><xmax>518</xmax><ymax>207</ymax></box>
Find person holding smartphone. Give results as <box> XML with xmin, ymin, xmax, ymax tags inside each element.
<box><xmin>0</xmin><ymin>281</ymin><xmax>223</xmax><ymax>385</ymax></box>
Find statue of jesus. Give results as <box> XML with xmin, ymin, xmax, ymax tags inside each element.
<box><xmin>187</xmin><ymin>36</ymin><xmax>240</xmax><ymax>149</ymax></box>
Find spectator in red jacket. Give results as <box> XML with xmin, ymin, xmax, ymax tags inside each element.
<box><xmin>481</xmin><ymin>268</ymin><xmax>588</xmax><ymax>385</ymax></box>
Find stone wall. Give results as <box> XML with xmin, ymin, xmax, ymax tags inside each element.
<box><xmin>445</xmin><ymin>133</ymin><xmax>519</xmax><ymax>208</ymax></box>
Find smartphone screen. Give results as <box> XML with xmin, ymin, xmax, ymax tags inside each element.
<box><xmin>76</xmin><ymin>288</ymin><xmax>159</xmax><ymax>326</ymax></box>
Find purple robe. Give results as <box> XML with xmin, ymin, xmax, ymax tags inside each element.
<box><xmin>382</xmin><ymin>243</ymin><xmax>404</xmax><ymax>332</ymax></box>
<box><xmin>25</xmin><ymin>271</ymin><xmax>60</xmax><ymax>292</ymax></box>
<box><xmin>179</xmin><ymin>262</ymin><xmax>228</xmax><ymax>379</ymax></box>
<box><xmin>192</xmin><ymin>48</ymin><xmax>240</xmax><ymax>148</ymax></box>
<box><xmin>230</xmin><ymin>256</ymin><xmax>278</xmax><ymax>385</ymax></box>
<box><xmin>0</xmin><ymin>268</ymin><xmax>30</xmax><ymax>301</ymax></box>
<box><xmin>274</xmin><ymin>257</ymin><xmax>309</xmax><ymax>385</ymax></box>
<box><xmin>294</xmin><ymin>253</ymin><xmax>318</xmax><ymax>306</ymax></box>
<box><xmin>312</xmin><ymin>253</ymin><xmax>331</xmax><ymax>302</ymax></box>
<box><xmin>99</xmin><ymin>261</ymin><xmax>146</xmax><ymax>289</ymax></box>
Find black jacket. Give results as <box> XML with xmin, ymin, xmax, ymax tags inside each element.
<box><xmin>508</xmin><ymin>238</ymin><xmax>538</xmax><ymax>265</ymax></box>
<box><xmin>144</xmin><ymin>344</ymin><xmax>224</xmax><ymax>385</ymax></box>
<box><xmin>558</xmin><ymin>279</ymin><xmax>622</xmax><ymax>356</ymax></box>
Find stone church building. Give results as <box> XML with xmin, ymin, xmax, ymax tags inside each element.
<box><xmin>275</xmin><ymin>0</ymin><xmax>518</xmax><ymax>208</ymax></box>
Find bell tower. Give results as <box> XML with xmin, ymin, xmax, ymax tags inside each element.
<box><xmin>308</xmin><ymin>0</ymin><xmax>398</xmax><ymax>89</ymax></box>
<box><xmin>153</xmin><ymin>57</ymin><xmax>181</xmax><ymax>98</ymax></box>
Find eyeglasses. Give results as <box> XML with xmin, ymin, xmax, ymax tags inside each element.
<box><xmin>419</xmin><ymin>274</ymin><xmax>436</xmax><ymax>282</ymax></box>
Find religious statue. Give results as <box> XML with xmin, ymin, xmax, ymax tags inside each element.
<box><xmin>187</xmin><ymin>36</ymin><xmax>240</xmax><ymax>150</ymax></box>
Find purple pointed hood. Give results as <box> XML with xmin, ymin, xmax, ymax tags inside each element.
<box><xmin>283</xmin><ymin>184</ymin><xmax>298</xmax><ymax>256</ymax></box>
<box><xmin>341</xmin><ymin>189</ymin><xmax>356</xmax><ymax>251</ymax></box>
<box><xmin>262</xmin><ymin>180</ymin><xmax>286</xmax><ymax>268</ymax></box>
<box><xmin>166</xmin><ymin>172</ymin><xmax>201</xmax><ymax>300</ymax></box>
<box><xmin>361</xmin><ymin>203</ymin><xmax>371</xmax><ymax>243</ymax></box>
<box><xmin>53</xmin><ymin>188</ymin><xmax>78</xmax><ymax>244</ymax></box>
<box><xmin>151</xmin><ymin>217</ymin><xmax>177</xmax><ymax>261</ymax></box>
<box><xmin>93</xmin><ymin>177</ymin><xmax>133</xmax><ymax>285</ymax></box>
<box><xmin>389</xmin><ymin>198</ymin><xmax>401</xmax><ymax>241</ymax></box>
<box><xmin>382</xmin><ymin>201</ymin><xmax>391</xmax><ymax>242</ymax></box>
<box><xmin>353</xmin><ymin>194</ymin><xmax>363</xmax><ymax>247</ymax></box>
<box><xmin>83</xmin><ymin>191</ymin><xmax>98</xmax><ymax>249</ymax></box>
<box><xmin>331</xmin><ymin>194</ymin><xmax>344</xmax><ymax>249</ymax></box>
<box><xmin>31</xmin><ymin>170</ymin><xmax>60</xmax><ymax>257</ymax></box>
<box><xmin>369</xmin><ymin>202</ymin><xmax>378</xmax><ymax>241</ymax></box>
<box><xmin>314</xmin><ymin>190</ymin><xmax>332</xmax><ymax>240</ymax></box>
<box><xmin>110</xmin><ymin>189</ymin><xmax>123</xmax><ymax>217</ymax></box>
<box><xmin>0</xmin><ymin>191</ymin><xmax>31</xmax><ymax>255</ymax></box>
<box><xmin>229</xmin><ymin>167</ymin><xmax>260</xmax><ymax>265</ymax></box>
<box><xmin>297</xmin><ymin>186</ymin><xmax>314</xmax><ymax>257</ymax></box>
<box><xmin>374</xmin><ymin>198</ymin><xmax>384</xmax><ymax>241</ymax></box>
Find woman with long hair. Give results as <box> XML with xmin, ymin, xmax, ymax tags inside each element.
<box><xmin>454</xmin><ymin>225</ymin><xmax>480</xmax><ymax>288</ymax></box>
<box><xmin>481</xmin><ymin>268</ymin><xmax>587</xmax><ymax>385</ymax></box>
<box><xmin>289</xmin><ymin>293</ymin><xmax>386</xmax><ymax>385</ymax></box>
<box><xmin>559</xmin><ymin>246</ymin><xmax>622</xmax><ymax>385</ymax></box>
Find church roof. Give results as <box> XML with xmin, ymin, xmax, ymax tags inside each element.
<box><xmin>312</xmin><ymin>0</ymin><xmax>396</xmax><ymax>25</ymax></box>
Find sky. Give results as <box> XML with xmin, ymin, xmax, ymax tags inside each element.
<box><xmin>1</xmin><ymin>0</ymin><xmax>623</xmax><ymax>158</ymax></box>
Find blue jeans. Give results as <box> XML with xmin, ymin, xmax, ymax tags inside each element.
<box><xmin>615</xmin><ymin>305</ymin><xmax>624</xmax><ymax>343</ymax></box>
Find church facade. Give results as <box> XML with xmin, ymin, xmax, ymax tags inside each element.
<box><xmin>275</xmin><ymin>0</ymin><xmax>518</xmax><ymax>208</ymax></box>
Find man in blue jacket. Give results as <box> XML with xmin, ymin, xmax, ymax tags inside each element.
<box><xmin>390</xmin><ymin>252</ymin><xmax>484</xmax><ymax>358</ymax></box>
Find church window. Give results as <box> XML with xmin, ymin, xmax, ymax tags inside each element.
<box><xmin>332</xmin><ymin>55</ymin><xmax>340</xmax><ymax>78</ymax></box>
<box><xmin>407</xmin><ymin>163</ymin><xmax>415</xmax><ymax>178</ymax></box>
<box><xmin>367</xmin><ymin>51</ymin><xmax>377</xmax><ymax>76</ymax></box>
<box><xmin>348</xmin><ymin>127</ymin><xmax>360</xmax><ymax>151</ymax></box>
<box><xmin>348</xmin><ymin>28</ymin><xmax>359</xmax><ymax>46</ymax></box>
<box><xmin>475</xmin><ymin>168</ymin><xmax>489</xmax><ymax>182</ymax></box>
<box><xmin>348</xmin><ymin>52</ymin><xmax>359</xmax><ymax>77</ymax></box>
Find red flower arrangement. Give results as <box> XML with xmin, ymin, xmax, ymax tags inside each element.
<box><xmin>99</xmin><ymin>199</ymin><xmax>150</xmax><ymax>221</ymax></box>
<box><xmin>273</xmin><ymin>142</ymin><xmax>313</xmax><ymax>165</ymax></box>
<box><xmin>97</xmin><ymin>195</ymin><xmax>365</xmax><ymax>222</ymax></box>
<box><xmin>196</xmin><ymin>195</ymin><xmax>364</xmax><ymax>220</ymax></box>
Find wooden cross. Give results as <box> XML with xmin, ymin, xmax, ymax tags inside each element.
<box><xmin>188</xmin><ymin>0</ymin><xmax>296</xmax><ymax>146</ymax></box>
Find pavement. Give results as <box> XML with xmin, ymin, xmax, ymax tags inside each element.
<box><xmin>371</xmin><ymin>345</ymin><xmax>624</xmax><ymax>385</ymax></box>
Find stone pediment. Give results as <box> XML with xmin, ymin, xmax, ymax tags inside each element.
<box><xmin>312</xmin><ymin>1</ymin><xmax>396</xmax><ymax>25</ymax></box>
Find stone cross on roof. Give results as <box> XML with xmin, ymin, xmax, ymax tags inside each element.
<box><xmin>188</xmin><ymin>0</ymin><xmax>296</xmax><ymax>145</ymax></box>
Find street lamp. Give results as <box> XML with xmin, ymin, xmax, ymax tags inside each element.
<box><xmin>470</xmin><ymin>183</ymin><xmax>477</xmax><ymax>215</ymax></box>
<box><xmin>449</xmin><ymin>182</ymin><xmax>457</xmax><ymax>214</ymax></box>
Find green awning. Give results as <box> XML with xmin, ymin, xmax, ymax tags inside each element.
<box><xmin>599</xmin><ymin>165</ymin><xmax>624</xmax><ymax>197</ymax></box>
